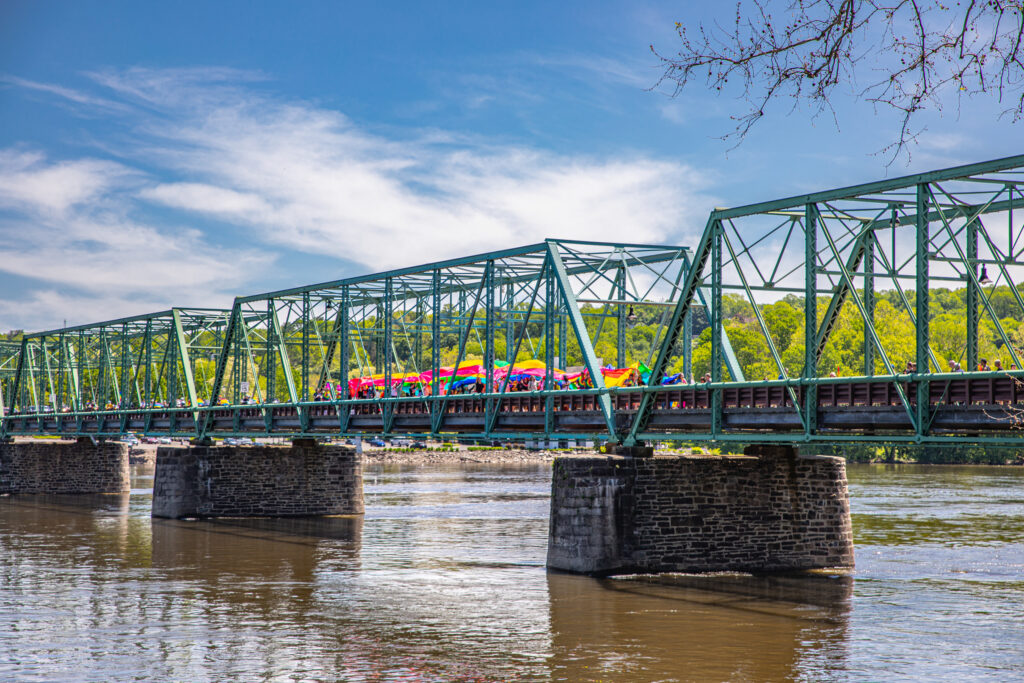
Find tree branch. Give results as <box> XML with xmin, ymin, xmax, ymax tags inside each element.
<box><xmin>654</xmin><ymin>1</ymin><xmax>1024</xmax><ymax>161</ymax></box>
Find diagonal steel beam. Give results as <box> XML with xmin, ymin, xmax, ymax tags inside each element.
<box><xmin>625</xmin><ymin>216</ymin><xmax>718</xmax><ymax>445</ymax></box>
<box><xmin>547</xmin><ymin>242</ymin><xmax>618</xmax><ymax>441</ymax></box>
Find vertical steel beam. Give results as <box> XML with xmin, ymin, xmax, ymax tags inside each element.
<box><xmin>131</xmin><ymin>327</ymin><xmax>146</xmax><ymax>407</ymax></box>
<box><xmin>710</xmin><ymin>221</ymin><xmax>723</xmax><ymax>438</ymax></box>
<box><xmin>265</xmin><ymin>301</ymin><xmax>277</xmax><ymax>403</ymax></box>
<box><xmin>167</xmin><ymin>326</ymin><xmax>178</xmax><ymax>411</ymax></box>
<box><xmin>483</xmin><ymin>262</ymin><xmax>496</xmax><ymax>434</ymax></box>
<box><xmin>431</xmin><ymin>271</ymin><xmax>441</xmax><ymax>399</ymax></box>
<box><xmin>505</xmin><ymin>280</ymin><xmax>514</xmax><ymax>364</ymax></box>
<box><xmin>384</xmin><ymin>278</ymin><xmax>393</xmax><ymax>392</ymax></box>
<box><xmin>75</xmin><ymin>333</ymin><xmax>85</xmax><ymax>409</ymax></box>
<box><xmin>682</xmin><ymin>306</ymin><xmax>692</xmax><ymax>381</ymax></box>
<box><xmin>545</xmin><ymin>268</ymin><xmax>555</xmax><ymax>388</ymax></box>
<box><xmin>484</xmin><ymin>261</ymin><xmax>495</xmax><ymax>393</ymax></box>
<box><xmin>61</xmin><ymin>335</ymin><xmax>79</xmax><ymax>411</ymax></box>
<box><xmin>118</xmin><ymin>323</ymin><xmax>130</xmax><ymax>408</ymax></box>
<box><xmin>41</xmin><ymin>337</ymin><xmax>57</xmax><ymax>412</ymax></box>
<box><xmin>680</xmin><ymin>253</ymin><xmax>693</xmax><ymax>381</ymax></box>
<box><xmin>382</xmin><ymin>278</ymin><xmax>394</xmax><ymax>432</ymax></box>
<box><xmin>301</xmin><ymin>292</ymin><xmax>310</xmax><ymax>401</ymax></box>
<box><xmin>432</xmin><ymin>274</ymin><xmax>486</xmax><ymax>434</ymax></box>
<box><xmin>414</xmin><ymin>297</ymin><xmax>424</xmax><ymax>371</ymax></box>
<box><xmin>544</xmin><ymin>264</ymin><xmax>556</xmax><ymax>437</ymax></box>
<box><xmin>559</xmin><ymin>307</ymin><xmax>568</xmax><ymax>370</ymax></box>
<box><xmin>340</xmin><ymin>286</ymin><xmax>351</xmax><ymax>400</ymax></box>
<box><xmin>616</xmin><ymin>264</ymin><xmax>626</xmax><ymax>368</ymax></box>
<box><xmin>269</xmin><ymin>304</ymin><xmax>298</xmax><ymax>404</ymax></box>
<box><xmin>337</xmin><ymin>286</ymin><xmax>352</xmax><ymax>433</ymax></box>
<box><xmin>966</xmin><ymin>216</ymin><xmax>979</xmax><ymax>371</ymax></box>
<box><xmin>864</xmin><ymin>228</ymin><xmax>875</xmax><ymax>376</ymax></box>
<box><xmin>916</xmin><ymin>184</ymin><xmax>930</xmax><ymax>438</ymax></box>
<box><xmin>96</xmin><ymin>329</ymin><xmax>108</xmax><ymax>409</ymax></box>
<box><xmin>144</xmin><ymin>319</ymin><xmax>153</xmax><ymax>409</ymax></box>
<box><xmin>25</xmin><ymin>340</ymin><xmax>37</xmax><ymax>416</ymax></box>
<box><xmin>56</xmin><ymin>333</ymin><xmax>65</xmax><ymax>413</ymax></box>
<box><xmin>804</xmin><ymin>203</ymin><xmax>818</xmax><ymax>438</ymax></box>
<box><xmin>230</xmin><ymin>311</ymin><xmax>242</xmax><ymax>404</ymax></box>
<box><xmin>0</xmin><ymin>365</ymin><xmax>6</xmax><ymax>430</ymax></box>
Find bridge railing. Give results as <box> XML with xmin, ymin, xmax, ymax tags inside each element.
<box><xmin>5</xmin><ymin>371</ymin><xmax>1024</xmax><ymax>442</ymax></box>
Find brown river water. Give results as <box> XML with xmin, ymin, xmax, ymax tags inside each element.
<box><xmin>1</xmin><ymin>463</ymin><xmax>1022</xmax><ymax>681</ymax></box>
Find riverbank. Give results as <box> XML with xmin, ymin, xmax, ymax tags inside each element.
<box><xmin>361</xmin><ymin>448</ymin><xmax>559</xmax><ymax>465</ymax></box>
<box><xmin>123</xmin><ymin>442</ymin><xmax>563</xmax><ymax>466</ymax></box>
<box><xmin>21</xmin><ymin>437</ymin><xmax>1020</xmax><ymax>466</ymax></box>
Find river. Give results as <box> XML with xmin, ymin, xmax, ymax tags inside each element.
<box><xmin>1</xmin><ymin>463</ymin><xmax>1022</xmax><ymax>681</ymax></box>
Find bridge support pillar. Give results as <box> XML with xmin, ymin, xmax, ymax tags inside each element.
<box><xmin>547</xmin><ymin>450</ymin><xmax>853</xmax><ymax>575</ymax></box>
<box><xmin>152</xmin><ymin>442</ymin><xmax>363</xmax><ymax>519</ymax></box>
<box><xmin>0</xmin><ymin>438</ymin><xmax>130</xmax><ymax>494</ymax></box>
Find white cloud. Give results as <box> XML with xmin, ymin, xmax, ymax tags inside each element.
<box><xmin>99</xmin><ymin>68</ymin><xmax>713</xmax><ymax>269</ymax></box>
<box><xmin>0</xmin><ymin>150</ymin><xmax>133</xmax><ymax>216</ymax></box>
<box><xmin>139</xmin><ymin>183</ymin><xmax>272</xmax><ymax>217</ymax></box>
<box><xmin>0</xmin><ymin>75</ymin><xmax>132</xmax><ymax>114</ymax></box>
<box><xmin>1</xmin><ymin>67</ymin><xmax>715</xmax><ymax>330</ymax></box>
<box><xmin>0</xmin><ymin>149</ymin><xmax>271</xmax><ymax>330</ymax></box>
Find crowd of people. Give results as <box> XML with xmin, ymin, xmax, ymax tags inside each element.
<box><xmin>945</xmin><ymin>358</ymin><xmax>1017</xmax><ymax>373</ymax></box>
<box><xmin>14</xmin><ymin>356</ymin><xmax>1024</xmax><ymax>415</ymax></box>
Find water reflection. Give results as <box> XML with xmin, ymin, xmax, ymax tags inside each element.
<box><xmin>0</xmin><ymin>493</ymin><xmax>149</xmax><ymax>568</ymax></box>
<box><xmin>547</xmin><ymin>572</ymin><xmax>852</xmax><ymax>682</ymax></box>
<box><xmin>1</xmin><ymin>463</ymin><xmax>1022</xmax><ymax>681</ymax></box>
<box><xmin>151</xmin><ymin>516</ymin><xmax>362</xmax><ymax>581</ymax></box>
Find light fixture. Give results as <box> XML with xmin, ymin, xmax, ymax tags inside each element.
<box><xmin>979</xmin><ymin>266</ymin><xmax>992</xmax><ymax>285</ymax></box>
<box><xmin>626</xmin><ymin>305</ymin><xmax>637</xmax><ymax>324</ymax></box>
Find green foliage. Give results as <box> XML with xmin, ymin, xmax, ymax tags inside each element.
<box><xmin>698</xmin><ymin>285</ymin><xmax>1024</xmax><ymax>380</ymax></box>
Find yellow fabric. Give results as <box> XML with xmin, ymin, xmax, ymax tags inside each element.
<box><xmin>603</xmin><ymin>371</ymin><xmax>635</xmax><ymax>388</ymax></box>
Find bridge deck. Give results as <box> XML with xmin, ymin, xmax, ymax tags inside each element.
<box><xmin>5</xmin><ymin>374</ymin><xmax>1023</xmax><ymax>444</ymax></box>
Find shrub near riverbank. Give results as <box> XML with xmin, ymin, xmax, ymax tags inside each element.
<box><xmin>821</xmin><ymin>443</ymin><xmax>1024</xmax><ymax>465</ymax></box>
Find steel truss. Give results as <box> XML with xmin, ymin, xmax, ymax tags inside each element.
<box><xmin>1</xmin><ymin>309</ymin><xmax>234</xmax><ymax>438</ymax></box>
<box><xmin>627</xmin><ymin>153</ymin><xmax>1024</xmax><ymax>446</ymax></box>
<box><xmin>7</xmin><ymin>157</ymin><xmax>1024</xmax><ymax>446</ymax></box>
<box><xmin>2</xmin><ymin>241</ymin><xmax>696</xmax><ymax>441</ymax></box>
<box><xmin>0</xmin><ymin>340</ymin><xmax>20</xmax><ymax>420</ymax></box>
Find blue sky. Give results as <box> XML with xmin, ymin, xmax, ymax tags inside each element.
<box><xmin>0</xmin><ymin>1</ymin><xmax>1017</xmax><ymax>331</ymax></box>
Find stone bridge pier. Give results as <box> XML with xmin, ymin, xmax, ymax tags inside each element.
<box><xmin>152</xmin><ymin>439</ymin><xmax>363</xmax><ymax>519</ymax></box>
<box><xmin>0</xmin><ymin>438</ymin><xmax>130</xmax><ymax>495</ymax></box>
<box><xmin>546</xmin><ymin>445</ymin><xmax>854</xmax><ymax>575</ymax></box>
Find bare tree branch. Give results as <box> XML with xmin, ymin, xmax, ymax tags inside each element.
<box><xmin>653</xmin><ymin>1</ymin><xmax>1024</xmax><ymax>161</ymax></box>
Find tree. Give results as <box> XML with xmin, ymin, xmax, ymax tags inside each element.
<box><xmin>653</xmin><ymin>1</ymin><xmax>1024</xmax><ymax>158</ymax></box>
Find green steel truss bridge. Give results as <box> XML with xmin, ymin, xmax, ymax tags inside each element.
<box><xmin>5</xmin><ymin>155</ymin><xmax>1024</xmax><ymax>447</ymax></box>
